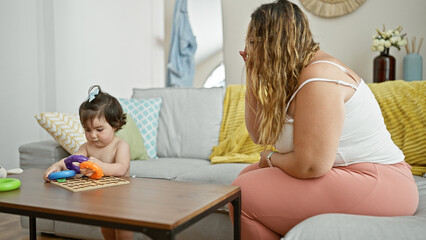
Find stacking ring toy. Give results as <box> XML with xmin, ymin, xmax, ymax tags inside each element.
<box><xmin>0</xmin><ymin>178</ymin><xmax>21</xmax><ymax>192</ymax></box>
<box><xmin>64</xmin><ymin>155</ymin><xmax>89</xmax><ymax>174</ymax></box>
<box><xmin>48</xmin><ymin>170</ymin><xmax>76</xmax><ymax>180</ymax></box>
<box><xmin>80</xmin><ymin>161</ymin><xmax>104</xmax><ymax>179</ymax></box>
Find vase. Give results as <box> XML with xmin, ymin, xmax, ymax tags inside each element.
<box><xmin>373</xmin><ymin>48</ymin><xmax>396</xmax><ymax>83</ymax></box>
<box><xmin>403</xmin><ymin>53</ymin><xmax>423</xmax><ymax>81</ymax></box>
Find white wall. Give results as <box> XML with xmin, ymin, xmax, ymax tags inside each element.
<box><xmin>0</xmin><ymin>0</ymin><xmax>42</xmax><ymax>170</ymax></box>
<box><xmin>54</xmin><ymin>0</ymin><xmax>165</xmax><ymax>113</ymax></box>
<box><xmin>0</xmin><ymin>0</ymin><xmax>164</xmax><ymax>169</ymax></box>
<box><xmin>223</xmin><ymin>0</ymin><xmax>426</xmax><ymax>85</ymax></box>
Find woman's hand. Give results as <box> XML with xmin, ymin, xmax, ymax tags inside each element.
<box><xmin>258</xmin><ymin>150</ymin><xmax>276</xmax><ymax>168</ymax></box>
<box><xmin>239</xmin><ymin>47</ymin><xmax>247</xmax><ymax>62</ymax></box>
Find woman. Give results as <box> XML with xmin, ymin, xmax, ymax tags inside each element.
<box><xmin>231</xmin><ymin>0</ymin><xmax>418</xmax><ymax>239</ymax></box>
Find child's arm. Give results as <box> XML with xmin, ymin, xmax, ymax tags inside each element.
<box><xmin>43</xmin><ymin>143</ymin><xmax>89</xmax><ymax>182</ymax></box>
<box><xmin>87</xmin><ymin>141</ymin><xmax>130</xmax><ymax>177</ymax></box>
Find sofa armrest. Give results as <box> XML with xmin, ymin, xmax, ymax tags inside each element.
<box><xmin>284</xmin><ymin>214</ymin><xmax>426</xmax><ymax>240</ymax></box>
<box><xmin>19</xmin><ymin>140</ymin><xmax>70</xmax><ymax>169</ymax></box>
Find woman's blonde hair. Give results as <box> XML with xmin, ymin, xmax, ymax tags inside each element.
<box><xmin>245</xmin><ymin>0</ymin><xmax>319</xmax><ymax>146</ymax></box>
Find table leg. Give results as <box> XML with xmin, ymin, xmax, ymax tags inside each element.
<box><xmin>29</xmin><ymin>217</ymin><xmax>36</xmax><ymax>240</ymax></box>
<box><xmin>231</xmin><ymin>196</ymin><xmax>241</xmax><ymax>240</ymax></box>
<box><xmin>140</xmin><ymin>228</ymin><xmax>175</xmax><ymax>240</ymax></box>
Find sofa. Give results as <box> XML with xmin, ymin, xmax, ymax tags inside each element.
<box><xmin>19</xmin><ymin>80</ymin><xmax>426</xmax><ymax>240</ymax></box>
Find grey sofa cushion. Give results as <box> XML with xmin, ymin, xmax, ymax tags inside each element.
<box><xmin>413</xmin><ymin>175</ymin><xmax>426</xmax><ymax>217</ymax></box>
<box><xmin>130</xmin><ymin>158</ymin><xmax>211</xmax><ymax>180</ymax></box>
<box><xmin>132</xmin><ymin>87</ymin><xmax>225</xmax><ymax>159</ymax></box>
<box><xmin>21</xmin><ymin>216</ymin><xmax>55</xmax><ymax>233</ymax></box>
<box><xmin>284</xmin><ymin>214</ymin><xmax>426</xmax><ymax>240</ymax></box>
<box><xmin>175</xmin><ymin>163</ymin><xmax>249</xmax><ymax>185</ymax></box>
<box><xmin>28</xmin><ymin>213</ymin><xmax>232</xmax><ymax>240</ymax></box>
<box><xmin>19</xmin><ymin>140</ymin><xmax>69</xmax><ymax>169</ymax></box>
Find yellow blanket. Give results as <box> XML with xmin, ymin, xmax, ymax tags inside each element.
<box><xmin>209</xmin><ymin>85</ymin><xmax>263</xmax><ymax>164</ymax></box>
<box><xmin>368</xmin><ymin>80</ymin><xmax>426</xmax><ymax>176</ymax></box>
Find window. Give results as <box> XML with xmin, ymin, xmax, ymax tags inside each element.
<box><xmin>203</xmin><ymin>62</ymin><xmax>225</xmax><ymax>88</ymax></box>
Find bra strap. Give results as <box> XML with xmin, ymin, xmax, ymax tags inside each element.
<box><xmin>310</xmin><ymin>60</ymin><xmax>360</xmax><ymax>84</ymax></box>
<box><xmin>285</xmin><ymin>60</ymin><xmax>361</xmax><ymax>114</ymax></box>
<box><xmin>285</xmin><ymin>78</ymin><xmax>359</xmax><ymax>113</ymax></box>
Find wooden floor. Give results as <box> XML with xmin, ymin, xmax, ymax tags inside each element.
<box><xmin>0</xmin><ymin>213</ymin><xmax>76</xmax><ymax>240</ymax></box>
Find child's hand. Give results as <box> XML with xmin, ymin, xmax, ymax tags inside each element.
<box><xmin>80</xmin><ymin>159</ymin><xmax>104</xmax><ymax>179</ymax></box>
<box><xmin>80</xmin><ymin>157</ymin><xmax>100</xmax><ymax>178</ymax></box>
<box><xmin>80</xmin><ymin>168</ymin><xmax>94</xmax><ymax>177</ymax></box>
<box><xmin>43</xmin><ymin>164</ymin><xmax>62</xmax><ymax>182</ymax></box>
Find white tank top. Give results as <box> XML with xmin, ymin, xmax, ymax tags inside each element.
<box><xmin>274</xmin><ymin>60</ymin><xmax>404</xmax><ymax>166</ymax></box>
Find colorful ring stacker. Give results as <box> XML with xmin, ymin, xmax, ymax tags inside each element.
<box><xmin>64</xmin><ymin>155</ymin><xmax>89</xmax><ymax>174</ymax></box>
<box><xmin>48</xmin><ymin>170</ymin><xmax>76</xmax><ymax>180</ymax></box>
<box><xmin>0</xmin><ymin>178</ymin><xmax>21</xmax><ymax>192</ymax></box>
<box><xmin>79</xmin><ymin>161</ymin><xmax>104</xmax><ymax>180</ymax></box>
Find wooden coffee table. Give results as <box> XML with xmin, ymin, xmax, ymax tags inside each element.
<box><xmin>0</xmin><ymin>168</ymin><xmax>241</xmax><ymax>240</ymax></box>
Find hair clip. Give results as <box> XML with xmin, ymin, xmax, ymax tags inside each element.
<box><xmin>88</xmin><ymin>86</ymin><xmax>100</xmax><ymax>102</ymax></box>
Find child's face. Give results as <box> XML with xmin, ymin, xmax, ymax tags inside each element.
<box><xmin>84</xmin><ymin>116</ymin><xmax>116</xmax><ymax>148</ymax></box>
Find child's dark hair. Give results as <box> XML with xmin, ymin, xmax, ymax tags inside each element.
<box><xmin>79</xmin><ymin>85</ymin><xmax>126</xmax><ymax>131</ymax></box>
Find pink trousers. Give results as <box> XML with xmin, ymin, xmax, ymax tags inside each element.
<box><xmin>229</xmin><ymin>161</ymin><xmax>418</xmax><ymax>240</ymax></box>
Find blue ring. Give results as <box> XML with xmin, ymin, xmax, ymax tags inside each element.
<box><xmin>48</xmin><ymin>170</ymin><xmax>76</xmax><ymax>180</ymax></box>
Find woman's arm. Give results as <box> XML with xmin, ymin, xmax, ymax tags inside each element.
<box><xmin>261</xmin><ymin>81</ymin><xmax>345</xmax><ymax>179</ymax></box>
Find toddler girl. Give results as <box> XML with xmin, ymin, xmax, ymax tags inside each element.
<box><xmin>43</xmin><ymin>85</ymin><xmax>132</xmax><ymax>240</ymax></box>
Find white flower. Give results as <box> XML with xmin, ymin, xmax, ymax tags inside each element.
<box><xmin>384</xmin><ymin>41</ymin><xmax>391</xmax><ymax>48</ymax></box>
<box><xmin>371</xmin><ymin>25</ymin><xmax>406</xmax><ymax>52</ymax></box>
<box><xmin>373</xmin><ymin>39</ymin><xmax>380</xmax><ymax>47</ymax></box>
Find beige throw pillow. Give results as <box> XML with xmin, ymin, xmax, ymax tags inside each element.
<box><xmin>35</xmin><ymin>112</ymin><xmax>86</xmax><ymax>154</ymax></box>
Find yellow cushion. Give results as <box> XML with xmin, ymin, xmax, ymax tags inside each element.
<box><xmin>210</xmin><ymin>85</ymin><xmax>263</xmax><ymax>164</ymax></box>
<box><xmin>35</xmin><ymin>112</ymin><xmax>86</xmax><ymax>154</ymax></box>
<box><xmin>367</xmin><ymin>80</ymin><xmax>426</xmax><ymax>176</ymax></box>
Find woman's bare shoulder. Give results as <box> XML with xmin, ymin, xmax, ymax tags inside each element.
<box><xmin>300</xmin><ymin>52</ymin><xmax>360</xmax><ymax>85</ymax></box>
